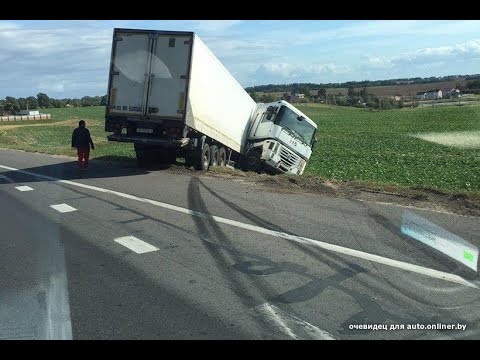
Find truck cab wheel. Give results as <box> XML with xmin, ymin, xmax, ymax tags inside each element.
<box><xmin>218</xmin><ymin>147</ymin><xmax>227</xmax><ymax>166</ymax></box>
<box><xmin>194</xmin><ymin>143</ymin><xmax>210</xmax><ymax>171</ymax></box>
<box><xmin>209</xmin><ymin>145</ymin><xmax>219</xmax><ymax>166</ymax></box>
<box><xmin>242</xmin><ymin>148</ymin><xmax>263</xmax><ymax>173</ymax></box>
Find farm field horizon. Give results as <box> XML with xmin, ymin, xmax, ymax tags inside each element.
<box><xmin>0</xmin><ymin>104</ymin><xmax>479</xmax><ymax>195</ymax></box>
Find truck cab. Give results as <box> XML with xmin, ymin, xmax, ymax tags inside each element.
<box><xmin>244</xmin><ymin>100</ymin><xmax>317</xmax><ymax>175</ymax></box>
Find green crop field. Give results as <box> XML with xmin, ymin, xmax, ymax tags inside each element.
<box><xmin>0</xmin><ymin>107</ymin><xmax>136</xmax><ymax>161</ymax></box>
<box><xmin>0</xmin><ymin>104</ymin><xmax>479</xmax><ymax>194</ymax></box>
<box><xmin>297</xmin><ymin>103</ymin><xmax>480</xmax><ymax>193</ymax></box>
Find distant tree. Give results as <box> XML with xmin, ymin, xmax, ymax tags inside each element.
<box><xmin>51</xmin><ymin>99</ymin><xmax>66</xmax><ymax>108</ymax></box>
<box><xmin>335</xmin><ymin>96</ymin><xmax>347</xmax><ymax>106</ymax></box>
<box><xmin>4</xmin><ymin>100</ymin><xmax>20</xmax><ymax>114</ymax></box>
<box><xmin>466</xmin><ymin>80</ymin><xmax>480</xmax><ymax>89</ymax></box>
<box><xmin>27</xmin><ymin>96</ymin><xmax>38</xmax><ymax>109</ymax></box>
<box><xmin>4</xmin><ymin>97</ymin><xmax>20</xmax><ymax>114</ymax></box>
<box><xmin>37</xmin><ymin>93</ymin><xmax>51</xmax><ymax>108</ymax></box>
<box><xmin>398</xmin><ymin>99</ymin><xmax>404</xmax><ymax>109</ymax></box>
<box><xmin>317</xmin><ymin>88</ymin><xmax>327</xmax><ymax>100</ymax></box>
<box><xmin>17</xmin><ymin>98</ymin><xmax>28</xmax><ymax>110</ymax></box>
<box><xmin>81</xmin><ymin>96</ymin><xmax>93</xmax><ymax>107</ymax></box>
<box><xmin>249</xmin><ymin>92</ymin><xmax>259</xmax><ymax>102</ymax></box>
<box><xmin>347</xmin><ymin>86</ymin><xmax>356</xmax><ymax>98</ymax></box>
<box><xmin>359</xmin><ymin>87</ymin><xmax>368</xmax><ymax>102</ymax></box>
<box><xmin>260</xmin><ymin>93</ymin><xmax>275</xmax><ymax>103</ymax></box>
<box><xmin>379</xmin><ymin>97</ymin><xmax>395</xmax><ymax>110</ymax></box>
<box><xmin>100</xmin><ymin>95</ymin><xmax>108</xmax><ymax>106</ymax></box>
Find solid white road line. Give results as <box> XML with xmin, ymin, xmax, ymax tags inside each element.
<box><xmin>50</xmin><ymin>204</ymin><xmax>77</xmax><ymax>213</ymax></box>
<box><xmin>15</xmin><ymin>186</ymin><xmax>33</xmax><ymax>192</ymax></box>
<box><xmin>114</xmin><ymin>236</ymin><xmax>159</xmax><ymax>254</ymax></box>
<box><xmin>254</xmin><ymin>303</ymin><xmax>336</xmax><ymax>340</ymax></box>
<box><xmin>0</xmin><ymin>164</ymin><xmax>477</xmax><ymax>289</ymax></box>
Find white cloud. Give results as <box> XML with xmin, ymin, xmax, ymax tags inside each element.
<box><xmin>253</xmin><ymin>62</ymin><xmax>351</xmax><ymax>83</ymax></box>
<box><xmin>265</xmin><ymin>20</ymin><xmax>480</xmax><ymax>47</ymax></box>
<box><xmin>193</xmin><ymin>20</ymin><xmax>242</xmax><ymax>33</ymax></box>
<box><xmin>0</xmin><ymin>23</ymin><xmax>112</xmax><ymax>97</ymax></box>
<box><xmin>367</xmin><ymin>39</ymin><xmax>480</xmax><ymax>68</ymax></box>
<box><xmin>0</xmin><ymin>21</ymin><xmax>19</xmax><ymax>30</ymax></box>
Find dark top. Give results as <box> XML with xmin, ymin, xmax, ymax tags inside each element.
<box><xmin>72</xmin><ymin>127</ymin><xmax>94</xmax><ymax>149</ymax></box>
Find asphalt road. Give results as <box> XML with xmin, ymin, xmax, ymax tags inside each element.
<box><xmin>0</xmin><ymin>148</ymin><xmax>479</xmax><ymax>340</ymax></box>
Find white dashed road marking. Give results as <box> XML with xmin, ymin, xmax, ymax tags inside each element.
<box><xmin>0</xmin><ymin>164</ymin><xmax>477</xmax><ymax>289</ymax></box>
<box><xmin>50</xmin><ymin>204</ymin><xmax>77</xmax><ymax>213</ymax></box>
<box><xmin>15</xmin><ymin>186</ymin><xmax>34</xmax><ymax>192</ymax></box>
<box><xmin>114</xmin><ymin>236</ymin><xmax>159</xmax><ymax>254</ymax></box>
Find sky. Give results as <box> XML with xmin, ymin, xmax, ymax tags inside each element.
<box><xmin>1</xmin><ymin>20</ymin><xmax>480</xmax><ymax>99</ymax></box>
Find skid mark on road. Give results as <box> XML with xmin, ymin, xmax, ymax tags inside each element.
<box><xmin>0</xmin><ymin>163</ymin><xmax>477</xmax><ymax>289</ymax></box>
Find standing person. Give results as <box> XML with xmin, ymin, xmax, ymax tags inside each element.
<box><xmin>71</xmin><ymin>119</ymin><xmax>94</xmax><ymax>170</ymax></box>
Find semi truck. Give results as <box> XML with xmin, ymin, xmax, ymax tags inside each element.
<box><xmin>105</xmin><ymin>28</ymin><xmax>318</xmax><ymax>175</ymax></box>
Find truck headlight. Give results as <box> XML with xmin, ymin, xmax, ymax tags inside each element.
<box><xmin>298</xmin><ymin>159</ymin><xmax>306</xmax><ymax>174</ymax></box>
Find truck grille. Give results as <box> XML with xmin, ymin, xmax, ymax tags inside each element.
<box><xmin>279</xmin><ymin>146</ymin><xmax>300</xmax><ymax>168</ymax></box>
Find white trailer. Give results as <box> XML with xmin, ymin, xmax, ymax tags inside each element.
<box><xmin>105</xmin><ymin>28</ymin><xmax>317</xmax><ymax>175</ymax></box>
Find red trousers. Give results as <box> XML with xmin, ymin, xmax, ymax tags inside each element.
<box><xmin>77</xmin><ymin>147</ymin><xmax>90</xmax><ymax>169</ymax></box>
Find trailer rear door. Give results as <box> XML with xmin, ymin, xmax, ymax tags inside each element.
<box><xmin>145</xmin><ymin>34</ymin><xmax>193</xmax><ymax>119</ymax></box>
<box><xmin>108</xmin><ymin>31</ymin><xmax>151</xmax><ymax>116</ymax></box>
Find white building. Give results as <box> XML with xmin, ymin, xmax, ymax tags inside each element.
<box><xmin>294</xmin><ymin>93</ymin><xmax>305</xmax><ymax>99</ymax></box>
<box><xmin>16</xmin><ymin>110</ymin><xmax>40</xmax><ymax>116</ymax></box>
<box><xmin>442</xmin><ymin>88</ymin><xmax>461</xmax><ymax>98</ymax></box>
<box><xmin>424</xmin><ymin>89</ymin><xmax>442</xmax><ymax>100</ymax></box>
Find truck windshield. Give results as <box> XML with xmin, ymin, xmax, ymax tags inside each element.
<box><xmin>274</xmin><ymin>106</ymin><xmax>316</xmax><ymax>146</ymax></box>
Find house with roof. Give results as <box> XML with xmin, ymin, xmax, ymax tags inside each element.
<box><xmin>442</xmin><ymin>87</ymin><xmax>461</xmax><ymax>98</ymax></box>
<box><xmin>416</xmin><ymin>91</ymin><xmax>426</xmax><ymax>100</ymax></box>
<box><xmin>424</xmin><ymin>89</ymin><xmax>442</xmax><ymax>100</ymax></box>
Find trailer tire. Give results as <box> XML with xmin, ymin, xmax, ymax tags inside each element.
<box><xmin>184</xmin><ymin>153</ymin><xmax>193</xmax><ymax>168</ymax></box>
<box><xmin>135</xmin><ymin>150</ymin><xmax>148</xmax><ymax>168</ymax></box>
<box><xmin>163</xmin><ymin>150</ymin><xmax>177</xmax><ymax>164</ymax></box>
<box><xmin>194</xmin><ymin>143</ymin><xmax>210</xmax><ymax>171</ymax></box>
<box><xmin>218</xmin><ymin>147</ymin><xmax>227</xmax><ymax>166</ymax></box>
<box><xmin>209</xmin><ymin>145</ymin><xmax>219</xmax><ymax>166</ymax></box>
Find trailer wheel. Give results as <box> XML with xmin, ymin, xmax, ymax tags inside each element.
<box><xmin>209</xmin><ymin>145</ymin><xmax>219</xmax><ymax>166</ymax></box>
<box><xmin>135</xmin><ymin>150</ymin><xmax>148</xmax><ymax>168</ymax></box>
<box><xmin>184</xmin><ymin>153</ymin><xmax>193</xmax><ymax>168</ymax></box>
<box><xmin>218</xmin><ymin>147</ymin><xmax>227</xmax><ymax>166</ymax></box>
<box><xmin>194</xmin><ymin>143</ymin><xmax>210</xmax><ymax>171</ymax></box>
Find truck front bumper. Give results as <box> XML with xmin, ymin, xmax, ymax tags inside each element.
<box><xmin>260</xmin><ymin>141</ymin><xmax>307</xmax><ymax>175</ymax></box>
<box><xmin>107</xmin><ymin>134</ymin><xmax>190</xmax><ymax>148</ymax></box>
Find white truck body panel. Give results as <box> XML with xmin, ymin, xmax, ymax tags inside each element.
<box><xmin>186</xmin><ymin>35</ymin><xmax>257</xmax><ymax>154</ymax></box>
<box><xmin>107</xmin><ymin>29</ymin><xmax>257</xmax><ymax>154</ymax></box>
